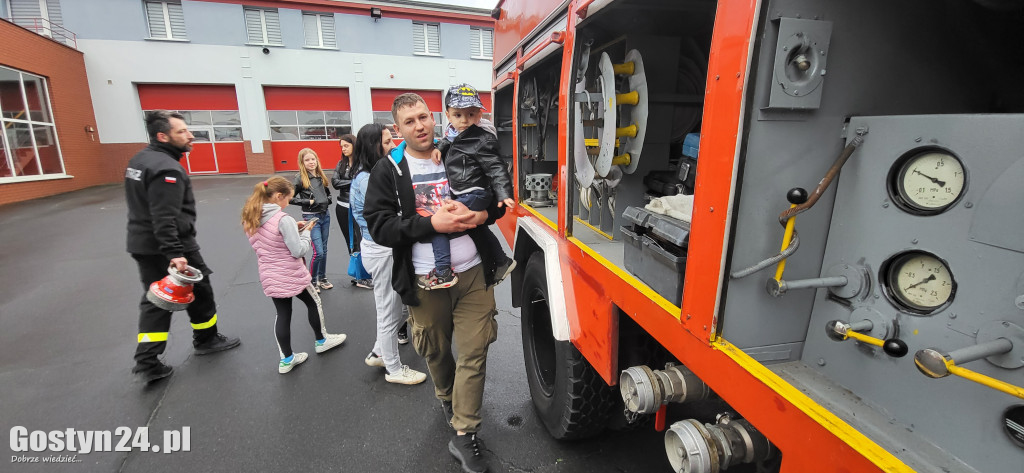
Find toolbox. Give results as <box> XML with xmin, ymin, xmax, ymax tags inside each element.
<box><xmin>621</xmin><ymin>206</ymin><xmax>690</xmax><ymax>306</ymax></box>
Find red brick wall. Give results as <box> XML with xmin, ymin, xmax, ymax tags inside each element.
<box><xmin>244</xmin><ymin>140</ymin><xmax>275</xmax><ymax>175</ymax></box>
<box><xmin>0</xmin><ymin>20</ymin><xmax>112</xmax><ymax>206</ymax></box>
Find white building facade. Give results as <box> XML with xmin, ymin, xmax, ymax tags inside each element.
<box><xmin>2</xmin><ymin>0</ymin><xmax>495</xmax><ymax>173</ymax></box>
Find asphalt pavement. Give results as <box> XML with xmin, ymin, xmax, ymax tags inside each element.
<box><xmin>0</xmin><ymin>175</ymin><xmax>669</xmax><ymax>473</ymax></box>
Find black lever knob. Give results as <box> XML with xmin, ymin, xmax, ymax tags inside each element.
<box><xmin>787</xmin><ymin>187</ymin><xmax>808</xmax><ymax>205</ymax></box>
<box><xmin>883</xmin><ymin>338</ymin><xmax>909</xmax><ymax>358</ymax></box>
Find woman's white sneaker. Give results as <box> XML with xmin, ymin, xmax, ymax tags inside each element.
<box><xmin>315</xmin><ymin>333</ymin><xmax>347</xmax><ymax>353</ymax></box>
<box><xmin>385</xmin><ymin>365</ymin><xmax>427</xmax><ymax>385</ymax></box>
<box><xmin>279</xmin><ymin>352</ymin><xmax>308</xmax><ymax>374</ymax></box>
<box><xmin>364</xmin><ymin>352</ymin><xmax>385</xmax><ymax>367</ymax></box>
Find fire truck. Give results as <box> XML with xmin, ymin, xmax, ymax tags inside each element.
<box><xmin>488</xmin><ymin>0</ymin><xmax>1024</xmax><ymax>471</ymax></box>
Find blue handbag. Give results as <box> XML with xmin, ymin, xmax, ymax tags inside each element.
<box><xmin>347</xmin><ymin>210</ymin><xmax>371</xmax><ymax>280</ymax></box>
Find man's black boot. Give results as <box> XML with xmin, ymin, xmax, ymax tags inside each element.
<box><xmin>193</xmin><ymin>333</ymin><xmax>240</xmax><ymax>355</ymax></box>
<box><xmin>448</xmin><ymin>433</ymin><xmax>488</xmax><ymax>473</ymax></box>
<box><xmin>133</xmin><ymin>363</ymin><xmax>174</xmax><ymax>384</ymax></box>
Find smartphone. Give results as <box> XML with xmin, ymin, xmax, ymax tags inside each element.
<box><xmin>300</xmin><ymin>217</ymin><xmax>319</xmax><ymax>232</ymax></box>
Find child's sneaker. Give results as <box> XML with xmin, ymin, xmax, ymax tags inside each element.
<box><xmin>279</xmin><ymin>352</ymin><xmax>308</xmax><ymax>374</ymax></box>
<box><xmin>315</xmin><ymin>333</ymin><xmax>347</xmax><ymax>353</ymax></box>
<box><xmin>319</xmin><ymin>278</ymin><xmax>334</xmax><ymax>290</ymax></box>
<box><xmin>493</xmin><ymin>257</ymin><xmax>517</xmax><ymax>286</ymax></box>
<box><xmin>418</xmin><ymin>267</ymin><xmax>458</xmax><ymax>290</ymax></box>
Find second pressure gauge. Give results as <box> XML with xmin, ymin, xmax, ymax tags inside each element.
<box><xmin>888</xmin><ymin>148</ymin><xmax>966</xmax><ymax>215</ymax></box>
<box><xmin>881</xmin><ymin>251</ymin><xmax>956</xmax><ymax>315</ymax></box>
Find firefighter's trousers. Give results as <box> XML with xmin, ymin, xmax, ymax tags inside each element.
<box><xmin>131</xmin><ymin>252</ymin><xmax>219</xmax><ymax>370</ymax></box>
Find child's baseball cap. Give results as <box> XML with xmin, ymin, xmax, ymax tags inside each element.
<box><xmin>445</xmin><ymin>84</ymin><xmax>486</xmax><ymax>110</ymax></box>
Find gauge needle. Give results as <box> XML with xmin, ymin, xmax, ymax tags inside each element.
<box><xmin>905</xmin><ymin>274</ymin><xmax>936</xmax><ymax>291</ymax></box>
<box><xmin>912</xmin><ymin>169</ymin><xmax>946</xmax><ymax>187</ymax></box>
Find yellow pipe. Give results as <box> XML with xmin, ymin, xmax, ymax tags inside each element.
<box><xmin>616</xmin><ymin>124</ymin><xmax>638</xmax><ymax>138</ymax></box>
<box><xmin>611</xmin><ymin>153</ymin><xmax>631</xmax><ymax>166</ymax></box>
<box><xmin>616</xmin><ymin>91</ymin><xmax>639</xmax><ymax>106</ymax></box>
<box><xmin>584</xmin><ymin>138</ymin><xmax>620</xmax><ymax>148</ymax></box>
<box><xmin>613</xmin><ymin>62</ymin><xmax>635</xmax><ymax>75</ymax></box>
<box><xmin>773</xmin><ymin>203</ymin><xmax>798</xmax><ymax>281</ymax></box>
<box><xmin>844</xmin><ymin>330</ymin><xmax>884</xmax><ymax>348</ymax></box>
<box><xmin>945</xmin><ymin>359</ymin><xmax>1024</xmax><ymax>400</ymax></box>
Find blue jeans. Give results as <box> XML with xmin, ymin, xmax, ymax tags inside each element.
<box><xmin>303</xmin><ymin>210</ymin><xmax>330</xmax><ymax>281</ymax></box>
<box><xmin>431</xmin><ymin>189</ymin><xmax>492</xmax><ymax>272</ymax></box>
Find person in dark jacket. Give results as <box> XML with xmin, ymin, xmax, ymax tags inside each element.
<box><xmin>124</xmin><ymin>110</ymin><xmax>240</xmax><ymax>384</ymax></box>
<box><xmin>331</xmin><ymin>134</ymin><xmax>371</xmax><ymax>289</ymax></box>
<box><xmin>363</xmin><ymin>93</ymin><xmax>505</xmax><ymax>473</ymax></box>
<box><xmin>290</xmin><ymin>148</ymin><xmax>333</xmax><ymax>291</ymax></box>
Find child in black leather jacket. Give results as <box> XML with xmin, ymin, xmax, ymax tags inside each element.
<box><xmin>418</xmin><ymin>84</ymin><xmax>515</xmax><ymax>290</ymax></box>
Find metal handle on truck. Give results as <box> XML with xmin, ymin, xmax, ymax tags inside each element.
<box><xmin>826</xmin><ymin>319</ymin><xmax>908</xmax><ymax>358</ymax></box>
<box><xmin>915</xmin><ymin>338</ymin><xmax>1024</xmax><ymax>400</ymax></box>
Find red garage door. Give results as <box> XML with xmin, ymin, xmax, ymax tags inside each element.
<box><xmin>265</xmin><ymin>86</ymin><xmax>351</xmax><ymax>172</ymax></box>
<box><xmin>137</xmin><ymin>84</ymin><xmax>247</xmax><ymax>175</ymax></box>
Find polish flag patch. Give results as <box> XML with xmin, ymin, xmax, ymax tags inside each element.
<box><xmin>164</xmin><ymin>176</ymin><xmax>177</xmax><ymax>183</ymax></box>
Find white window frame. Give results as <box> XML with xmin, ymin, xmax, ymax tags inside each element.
<box><xmin>302</xmin><ymin>12</ymin><xmax>336</xmax><ymax>49</ymax></box>
<box><xmin>413</xmin><ymin>22</ymin><xmax>441</xmax><ymax>56</ymax></box>
<box><xmin>244</xmin><ymin>7</ymin><xmax>283</xmax><ymax>46</ymax></box>
<box><xmin>267</xmin><ymin>110</ymin><xmax>352</xmax><ymax>142</ymax></box>
<box><xmin>8</xmin><ymin>0</ymin><xmax>61</xmax><ymax>37</ymax></box>
<box><xmin>0</xmin><ymin>65</ymin><xmax>68</xmax><ymax>183</ymax></box>
<box><xmin>144</xmin><ymin>1</ymin><xmax>188</xmax><ymax>42</ymax></box>
<box><xmin>470</xmin><ymin>27</ymin><xmax>493</xmax><ymax>60</ymax></box>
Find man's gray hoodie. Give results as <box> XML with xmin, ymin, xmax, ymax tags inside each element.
<box><xmin>260</xmin><ymin>203</ymin><xmax>312</xmax><ymax>259</ymax></box>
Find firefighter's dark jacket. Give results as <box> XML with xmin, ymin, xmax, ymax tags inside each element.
<box><xmin>363</xmin><ymin>148</ymin><xmax>506</xmax><ymax>306</ymax></box>
<box><xmin>124</xmin><ymin>142</ymin><xmax>199</xmax><ymax>259</ymax></box>
<box><xmin>437</xmin><ymin>124</ymin><xmax>513</xmax><ymax>202</ymax></box>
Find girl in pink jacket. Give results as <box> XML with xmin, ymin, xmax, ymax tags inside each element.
<box><xmin>241</xmin><ymin>176</ymin><xmax>346</xmax><ymax>373</ymax></box>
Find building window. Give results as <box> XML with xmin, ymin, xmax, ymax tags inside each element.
<box><xmin>470</xmin><ymin>27</ymin><xmax>493</xmax><ymax>59</ymax></box>
<box><xmin>268</xmin><ymin>111</ymin><xmax>351</xmax><ymax>141</ymax></box>
<box><xmin>302</xmin><ymin>12</ymin><xmax>335</xmax><ymax>49</ymax></box>
<box><xmin>0</xmin><ymin>65</ymin><xmax>65</xmax><ymax>180</ymax></box>
<box><xmin>9</xmin><ymin>0</ymin><xmax>64</xmax><ymax>38</ymax></box>
<box><xmin>413</xmin><ymin>22</ymin><xmax>440</xmax><ymax>55</ymax></box>
<box><xmin>244</xmin><ymin>8</ymin><xmax>282</xmax><ymax>46</ymax></box>
<box><xmin>144</xmin><ymin>1</ymin><xmax>187</xmax><ymax>41</ymax></box>
<box><xmin>142</xmin><ymin>110</ymin><xmax>244</xmax><ymax>143</ymax></box>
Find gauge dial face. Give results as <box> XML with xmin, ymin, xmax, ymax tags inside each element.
<box><xmin>884</xmin><ymin>252</ymin><xmax>955</xmax><ymax>314</ymax></box>
<box><xmin>894</xmin><ymin>150</ymin><xmax>966</xmax><ymax>214</ymax></box>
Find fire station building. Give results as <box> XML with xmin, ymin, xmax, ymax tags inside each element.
<box><xmin>0</xmin><ymin>0</ymin><xmax>494</xmax><ymax>205</ymax></box>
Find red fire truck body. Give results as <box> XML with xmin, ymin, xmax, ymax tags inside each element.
<box><xmin>490</xmin><ymin>0</ymin><xmax>1024</xmax><ymax>472</ymax></box>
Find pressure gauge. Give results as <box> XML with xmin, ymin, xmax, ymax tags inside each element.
<box><xmin>888</xmin><ymin>148</ymin><xmax>966</xmax><ymax>215</ymax></box>
<box><xmin>881</xmin><ymin>251</ymin><xmax>956</xmax><ymax>315</ymax></box>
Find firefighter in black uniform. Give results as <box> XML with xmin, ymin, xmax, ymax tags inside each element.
<box><xmin>125</xmin><ymin>110</ymin><xmax>240</xmax><ymax>383</ymax></box>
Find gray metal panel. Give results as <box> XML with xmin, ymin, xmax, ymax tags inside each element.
<box><xmin>766</xmin><ymin>17</ymin><xmax>832</xmax><ymax>110</ymax></box>
<box><xmin>722</xmin><ymin>0</ymin><xmax>993</xmax><ymax>356</ymax></box>
<box><xmin>968</xmin><ymin>156</ymin><xmax>1024</xmax><ymax>253</ymax></box>
<box><xmin>801</xmin><ymin>114</ymin><xmax>1024</xmax><ymax>473</ymax></box>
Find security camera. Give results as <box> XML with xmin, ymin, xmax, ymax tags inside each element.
<box><xmin>262</xmin><ymin>47</ymin><xmax>270</xmax><ymax>55</ymax></box>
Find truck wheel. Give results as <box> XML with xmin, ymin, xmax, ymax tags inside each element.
<box><xmin>521</xmin><ymin>253</ymin><xmax>615</xmax><ymax>439</ymax></box>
